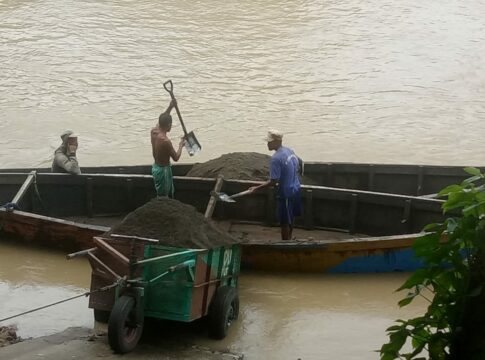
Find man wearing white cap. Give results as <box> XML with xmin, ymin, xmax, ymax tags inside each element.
<box><xmin>51</xmin><ymin>130</ymin><xmax>81</xmax><ymax>175</ymax></box>
<box><xmin>249</xmin><ymin>129</ymin><xmax>302</xmax><ymax>240</ymax></box>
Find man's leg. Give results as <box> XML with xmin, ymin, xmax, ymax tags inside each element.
<box><xmin>288</xmin><ymin>193</ymin><xmax>301</xmax><ymax>240</ymax></box>
<box><xmin>278</xmin><ymin>197</ymin><xmax>292</xmax><ymax>240</ymax></box>
<box><xmin>281</xmin><ymin>224</ymin><xmax>291</xmax><ymax>240</ymax></box>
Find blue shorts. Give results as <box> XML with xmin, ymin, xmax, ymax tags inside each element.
<box><xmin>277</xmin><ymin>193</ymin><xmax>302</xmax><ymax>225</ymax></box>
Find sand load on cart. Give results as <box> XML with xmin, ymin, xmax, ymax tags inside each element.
<box><xmin>105</xmin><ymin>198</ymin><xmax>238</xmax><ymax>249</ymax></box>
<box><xmin>186</xmin><ymin>151</ymin><xmax>318</xmax><ymax>184</ymax></box>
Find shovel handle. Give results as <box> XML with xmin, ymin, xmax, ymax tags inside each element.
<box><xmin>163</xmin><ymin>80</ymin><xmax>173</xmax><ymax>93</ymax></box>
<box><xmin>230</xmin><ymin>189</ymin><xmax>253</xmax><ymax>199</ymax></box>
<box><xmin>163</xmin><ymin>80</ymin><xmax>189</xmax><ymax>136</ymax></box>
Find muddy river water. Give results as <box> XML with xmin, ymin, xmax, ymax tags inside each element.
<box><xmin>1</xmin><ymin>0</ymin><xmax>484</xmax><ymax>168</ymax></box>
<box><xmin>0</xmin><ymin>242</ymin><xmax>425</xmax><ymax>359</ymax></box>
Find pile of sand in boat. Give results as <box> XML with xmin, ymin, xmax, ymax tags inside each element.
<box><xmin>186</xmin><ymin>152</ymin><xmax>317</xmax><ymax>184</ymax></box>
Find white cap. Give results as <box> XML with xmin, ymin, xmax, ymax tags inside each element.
<box><xmin>265</xmin><ymin>129</ymin><xmax>283</xmax><ymax>142</ymax></box>
<box><xmin>60</xmin><ymin>130</ymin><xmax>78</xmax><ymax>143</ymax></box>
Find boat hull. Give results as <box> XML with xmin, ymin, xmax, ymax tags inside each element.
<box><xmin>0</xmin><ymin>208</ymin><xmax>424</xmax><ymax>273</ymax></box>
<box><xmin>0</xmin><ymin>171</ymin><xmax>449</xmax><ymax>273</ymax></box>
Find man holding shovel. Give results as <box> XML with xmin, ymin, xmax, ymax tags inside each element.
<box><xmin>248</xmin><ymin>130</ymin><xmax>302</xmax><ymax>240</ymax></box>
<box><xmin>150</xmin><ymin>100</ymin><xmax>186</xmax><ymax>198</ymax></box>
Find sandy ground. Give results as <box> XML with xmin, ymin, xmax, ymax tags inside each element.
<box><xmin>0</xmin><ymin>327</ymin><xmax>243</xmax><ymax>360</ymax></box>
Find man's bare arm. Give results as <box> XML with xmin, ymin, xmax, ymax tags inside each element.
<box><xmin>169</xmin><ymin>138</ymin><xmax>185</xmax><ymax>162</ymax></box>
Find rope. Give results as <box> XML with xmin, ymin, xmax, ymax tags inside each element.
<box><xmin>32</xmin><ymin>174</ymin><xmax>48</xmax><ymax>214</ymax></box>
<box><xmin>0</xmin><ymin>282</ymin><xmax>118</xmax><ymax>323</ymax></box>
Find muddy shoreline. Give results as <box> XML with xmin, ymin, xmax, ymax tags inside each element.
<box><xmin>0</xmin><ymin>327</ymin><xmax>243</xmax><ymax>359</ymax></box>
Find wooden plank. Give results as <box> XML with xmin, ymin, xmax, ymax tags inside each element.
<box><xmin>93</xmin><ymin>237</ymin><xmax>130</xmax><ymax>266</ymax></box>
<box><xmin>204</xmin><ymin>175</ymin><xmax>224</xmax><ymax>219</ymax></box>
<box><xmin>304</xmin><ymin>189</ymin><xmax>314</xmax><ymax>230</ymax></box>
<box><xmin>368</xmin><ymin>165</ymin><xmax>375</xmax><ymax>191</ymax></box>
<box><xmin>11</xmin><ymin>171</ymin><xmax>36</xmax><ymax>205</ymax></box>
<box><xmin>348</xmin><ymin>193</ymin><xmax>358</xmax><ymax>234</ymax></box>
<box><xmin>86</xmin><ymin>177</ymin><xmax>93</xmax><ymax>218</ymax></box>
<box><xmin>401</xmin><ymin>199</ymin><xmax>412</xmax><ymax>233</ymax></box>
<box><xmin>125</xmin><ymin>178</ymin><xmax>133</xmax><ymax>212</ymax></box>
<box><xmin>266</xmin><ymin>186</ymin><xmax>275</xmax><ymax>226</ymax></box>
<box><xmin>417</xmin><ymin>166</ymin><xmax>424</xmax><ymax>196</ymax></box>
<box><xmin>87</xmin><ymin>252</ymin><xmax>122</xmax><ymax>280</ymax></box>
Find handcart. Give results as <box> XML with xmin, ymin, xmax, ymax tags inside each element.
<box><xmin>68</xmin><ymin>234</ymin><xmax>240</xmax><ymax>353</ymax></box>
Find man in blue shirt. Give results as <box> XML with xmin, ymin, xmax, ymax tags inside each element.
<box><xmin>249</xmin><ymin>130</ymin><xmax>302</xmax><ymax>240</ymax></box>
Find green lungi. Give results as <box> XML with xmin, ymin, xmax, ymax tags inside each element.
<box><xmin>152</xmin><ymin>164</ymin><xmax>174</xmax><ymax>198</ymax></box>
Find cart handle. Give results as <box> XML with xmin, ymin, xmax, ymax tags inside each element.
<box><xmin>135</xmin><ymin>249</ymin><xmax>204</xmax><ymax>266</ymax></box>
<box><xmin>110</xmin><ymin>234</ymin><xmax>159</xmax><ymax>243</ymax></box>
<box><xmin>148</xmin><ymin>259</ymin><xmax>196</xmax><ymax>284</ymax></box>
<box><xmin>66</xmin><ymin>247</ymin><xmax>96</xmax><ymax>259</ymax></box>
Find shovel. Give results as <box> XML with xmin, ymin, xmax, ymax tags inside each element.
<box><xmin>210</xmin><ymin>189</ymin><xmax>253</xmax><ymax>203</ymax></box>
<box><xmin>163</xmin><ymin>80</ymin><xmax>201</xmax><ymax>156</ymax></box>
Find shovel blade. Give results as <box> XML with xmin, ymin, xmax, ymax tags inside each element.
<box><xmin>184</xmin><ymin>131</ymin><xmax>201</xmax><ymax>156</ymax></box>
<box><xmin>210</xmin><ymin>191</ymin><xmax>236</xmax><ymax>203</ymax></box>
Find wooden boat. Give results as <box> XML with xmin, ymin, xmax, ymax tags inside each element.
<box><xmin>0</xmin><ymin>171</ymin><xmax>447</xmax><ymax>273</ymax></box>
<box><xmin>1</xmin><ymin>162</ymin><xmax>482</xmax><ymax>196</ymax></box>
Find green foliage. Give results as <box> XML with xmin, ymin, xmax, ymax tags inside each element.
<box><xmin>379</xmin><ymin>168</ymin><xmax>485</xmax><ymax>360</ymax></box>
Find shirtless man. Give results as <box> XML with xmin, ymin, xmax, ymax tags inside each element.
<box><xmin>150</xmin><ymin>100</ymin><xmax>186</xmax><ymax>198</ymax></box>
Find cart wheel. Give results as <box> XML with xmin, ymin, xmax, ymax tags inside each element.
<box><xmin>208</xmin><ymin>286</ymin><xmax>239</xmax><ymax>339</ymax></box>
<box><xmin>108</xmin><ymin>295</ymin><xmax>143</xmax><ymax>354</ymax></box>
<box><xmin>93</xmin><ymin>309</ymin><xmax>110</xmax><ymax>323</ymax></box>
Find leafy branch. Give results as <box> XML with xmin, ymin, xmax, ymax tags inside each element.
<box><xmin>379</xmin><ymin>167</ymin><xmax>485</xmax><ymax>360</ymax></box>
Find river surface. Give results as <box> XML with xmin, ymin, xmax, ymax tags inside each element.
<box><xmin>1</xmin><ymin>0</ymin><xmax>485</xmax><ymax>168</ymax></box>
<box><xmin>0</xmin><ymin>242</ymin><xmax>425</xmax><ymax>359</ymax></box>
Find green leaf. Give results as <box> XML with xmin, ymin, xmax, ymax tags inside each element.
<box><xmin>438</xmin><ymin>184</ymin><xmax>463</xmax><ymax>197</ymax></box>
<box><xmin>397</xmin><ymin>269</ymin><xmax>429</xmax><ymax>291</ymax></box>
<box><xmin>463</xmin><ymin>167</ymin><xmax>481</xmax><ymax>176</ymax></box>
<box><xmin>389</xmin><ymin>329</ymin><xmax>407</xmax><ymax>351</ymax></box>
<box><xmin>386</xmin><ymin>324</ymin><xmax>404</xmax><ymax>332</ymax></box>
<box><xmin>398</xmin><ymin>293</ymin><xmax>416</xmax><ymax>307</ymax></box>
<box><xmin>379</xmin><ymin>342</ymin><xmax>400</xmax><ymax>360</ymax></box>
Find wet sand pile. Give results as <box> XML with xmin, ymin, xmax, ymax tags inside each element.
<box><xmin>186</xmin><ymin>152</ymin><xmax>271</xmax><ymax>181</ymax></box>
<box><xmin>106</xmin><ymin>198</ymin><xmax>238</xmax><ymax>249</ymax></box>
<box><xmin>186</xmin><ymin>152</ymin><xmax>318</xmax><ymax>184</ymax></box>
<box><xmin>0</xmin><ymin>325</ymin><xmax>21</xmax><ymax>347</ymax></box>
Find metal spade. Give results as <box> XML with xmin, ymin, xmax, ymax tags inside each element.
<box><xmin>163</xmin><ymin>80</ymin><xmax>201</xmax><ymax>156</ymax></box>
<box><xmin>210</xmin><ymin>189</ymin><xmax>253</xmax><ymax>203</ymax></box>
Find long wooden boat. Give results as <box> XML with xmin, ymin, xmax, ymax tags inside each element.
<box><xmin>1</xmin><ymin>162</ymin><xmax>482</xmax><ymax>196</ymax></box>
<box><xmin>0</xmin><ymin>171</ymin><xmax>447</xmax><ymax>273</ymax></box>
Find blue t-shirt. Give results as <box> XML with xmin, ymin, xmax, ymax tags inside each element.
<box><xmin>270</xmin><ymin>146</ymin><xmax>301</xmax><ymax>198</ymax></box>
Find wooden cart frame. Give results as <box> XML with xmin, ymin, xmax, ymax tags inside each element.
<box><xmin>68</xmin><ymin>234</ymin><xmax>240</xmax><ymax>353</ymax></box>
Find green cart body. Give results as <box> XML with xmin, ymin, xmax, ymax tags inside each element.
<box><xmin>69</xmin><ymin>235</ymin><xmax>241</xmax><ymax>353</ymax></box>
<box><xmin>142</xmin><ymin>243</ymin><xmax>240</xmax><ymax>322</ymax></box>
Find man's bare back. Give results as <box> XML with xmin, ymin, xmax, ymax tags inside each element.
<box><xmin>151</xmin><ymin>126</ymin><xmax>172</xmax><ymax>166</ymax></box>
<box><xmin>151</xmin><ymin>125</ymin><xmax>185</xmax><ymax>166</ymax></box>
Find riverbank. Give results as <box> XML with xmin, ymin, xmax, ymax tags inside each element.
<box><xmin>0</xmin><ymin>327</ymin><xmax>243</xmax><ymax>360</ymax></box>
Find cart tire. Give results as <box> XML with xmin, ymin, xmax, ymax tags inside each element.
<box><xmin>94</xmin><ymin>309</ymin><xmax>110</xmax><ymax>323</ymax></box>
<box><xmin>208</xmin><ymin>286</ymin><xmax>239</xmax><ymax>339</ymax></box>
<box><xmin>108</xmin><ymin>295</ymin><xmax>143</xmax><ymax>354</ymax></box>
